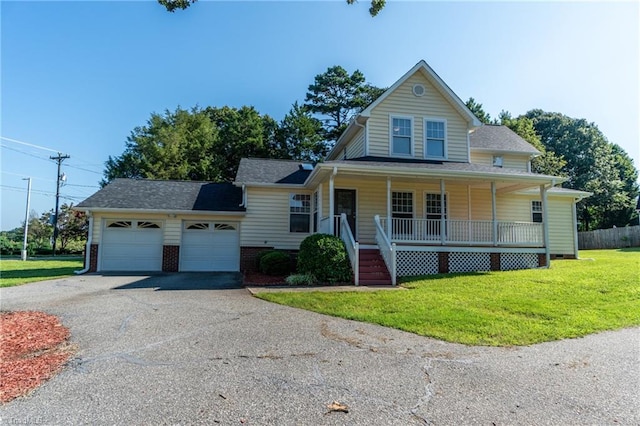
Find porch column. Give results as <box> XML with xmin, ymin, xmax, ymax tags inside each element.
<box><xmin>440</xmin><ymin>179</ymin><xmax>446</xmax><ymax>244</ymax></box>
<box><xmin>318</xmin><ymin>183</ymin><xmax>323</xmax><ymax>232</ymax></box>
<box><xmin>541</xmin><ymin>184</ymin><xmax>550</xmax><ymax>267</ymax></box>
<box><xmin>329</xmin><ymin>173</ymin><xmax>335</xmax><ymax>235</ymax></box>
<box><xmin>491</xmin><ymin>181</ymin><xmax>497</xmax><ymax>246</ymax></box>
<box><xmin>386</xmin><ymin>177</ymin><xmax>392</xmax><ymax>239</ymax></box>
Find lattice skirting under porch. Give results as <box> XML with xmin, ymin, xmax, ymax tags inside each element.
<box><xmin>395</xmin><ymin>250</ymin><xmax>543</xmax><ymax>277</ymax></box>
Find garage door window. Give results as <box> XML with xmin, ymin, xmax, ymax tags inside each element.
<box><xmin>138</xmin><ymin>221</ymin><xmax>161</xmax><ymax>229</ymax></box>
<box><xmin>107</xmin><ymin>220</ymin><xmax>132</xmax><ymax>228</ymax></box>
<box><xmin>186</xmin><ymin>222</ymin><xmax>209</xmax><ymax>230</ymax></box>
<box><xmin>214</xmin><ymin>223</ymin><xmax>236</xmax><ymax>231</ymax></box>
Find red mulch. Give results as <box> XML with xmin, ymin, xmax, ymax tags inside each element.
<box><xmin>243</xmin><ymin>272</ymin><xmax>287</xmax><ymax>286</ymax></box>
<box><xmin>0</xmin><ymin>311</ymin><xmax>74</xmax><ymax>403</ymax></box>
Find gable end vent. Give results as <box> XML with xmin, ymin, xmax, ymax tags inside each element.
<box><xmin>412</xmin><ymin>84</ymin><xmax>425</xmax><ymax>97</ymax></box>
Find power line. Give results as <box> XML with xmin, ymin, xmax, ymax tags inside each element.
<box><xmin>1</xmin><ymin>170</ymin><xmax>56</xmax><ymax>182</ymax></box>
<box><xmin>1</xmin><ymin>144</ymin><xmax>55</xmax><ymax>162</ymax></box>
<box><xmin>64</xmin><ymin>163</ymin><xmax>103</xmax><ymax>175</ymax></box>
<box><xmin>65</xmin><ymin>183</ymin><xmax>100</xmax><ymax>188</ymax></box>
<box><xmin>0</xmin><ymin>136</ymin><xmax>61</xmax><ymax>153</ymax></box>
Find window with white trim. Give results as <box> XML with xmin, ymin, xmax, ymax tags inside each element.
<box><xmin>425</xmin><ymin>193</ymin><xmax>447</xmax><ymax>220</ymax></box>
<box><xmin>392</xmin><ymin>191</ymin><xmax>414</xmax><ymax>235</ymax></box>
<box><xmin>391</xmin><ymin>116</ymin><xmax>412</xmax><ymax>156</ymax></box>
<box><xmin>107</xmin><ymin>220</ymin><xmax>131</xmax><ymax>228</ymax></box>
<box><xmin>531</xmin><ymin>201</ymin><xmax>543</xmax><ymax>223</ymax></box>
<box><xmin>492</xmin><ymin>155</ymin><xmax>503</xmax><ymax>168</ymax></box>
<box><xmin>424</xmin><ymin>119</ymin><xmax>446</xmax><ymax>159</ymax></box>
<box><xmin>289</xmin><ymin>193</ymin><xmax>311</xmax><ymax>233</ymax></box>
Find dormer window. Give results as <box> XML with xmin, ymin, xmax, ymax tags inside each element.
<box><xmin>390</xmin><ymin>116</ymin><xmax>413</xmax><ymax>156</ymax></box>
<box><xmin>493</xmin><ymin>155</ymin><xmax>503</xmax><ymax>168</ymax></box>
<box><xmin>424</xmin><ymin>118</ymin><xmax>447</xmax><ymax>159</ymax></box>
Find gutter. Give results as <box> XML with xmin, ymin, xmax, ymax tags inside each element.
<box><xmin>74</xmin><ymin>207</ymin><xmax>246</xmax><ymax>216</ymax></box>
<box><xmin>74</xmin><ymin>212</ymin><xmax>93</xmax><ymax>275</ymax></box>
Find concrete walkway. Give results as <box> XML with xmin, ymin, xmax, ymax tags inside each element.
<box><xmin>246</xmin><ymin>284</ymin><xmax>406</xmax><ymax>294</ymax></box>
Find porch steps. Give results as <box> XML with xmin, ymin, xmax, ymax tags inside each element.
<box><xmin>358</xmin><ymin>249</ymin><xmax>392</xmax><ymax>285</ymax></box>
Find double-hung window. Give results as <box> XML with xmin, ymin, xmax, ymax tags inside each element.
<box><xmin>290</xmin><ymin>193</ymin><xmax>311</xmax><ymax>233</ymax></box>
<box><xmin>424</xmin><ymin>119</ymin><xmax>446</xmax><ymax>159</ymax></box>
<box><xmin>531</xmin><ymin>201</ymin><xmax>543</xmax><ymax>223</ymax></box>
<box><xmin>390</xmin><ymin>116</ymin><xmax>413</xmax><ymax>156</ymax></box>
<box><xmin>425</xmin><ymin>193</ymin><xmax>447</xmax><ymax>236</ymax></box>
<box><xmin>392</xmin><ymin>191</ymin><xmax>413</xmax><ymax>235</ymax></box>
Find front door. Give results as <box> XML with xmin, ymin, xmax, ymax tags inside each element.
<box><xmin>334</xmin><ymin>189</ymin><xmax>356</xmax><ymax>237</ymax></box>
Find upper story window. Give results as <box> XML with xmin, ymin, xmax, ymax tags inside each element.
<box><xmin>424</xmin><ymin>119</ymin><xmax>447</xmax><ymax>159</ymax></box>
<box><xmin>492</xmin><ymin>155</ymin><xmax>504</xmax><ymax>168</ymax></box>
<box><xmin>390</xmin><ymin>116</ymin><xmax>413</xmax><ymax>156</ymax></box>
<box><xmin>531</xmin><ymin>201</ymin><xmax>543</xmax><ymax>223</ymax></box>
<box><xmin>290</xmin><ymin>193</ymin><xmax>311</xmax><ymax>233</ymax></box>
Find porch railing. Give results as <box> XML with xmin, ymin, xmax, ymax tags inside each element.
<box><xmin>319</xmin><ymin>215</ymin><xmax>342</xmax><ymax>237</ymax></box>
<box><xmin>339</xmin><ymin>213</ymin><xmax>359</xmax><ymax>285</ymax></box>
<box><xmin>374</xmin><ymin>215</ymin><xmax>396</xmax><ymax>285</ymax></box>
<box><xmin>379</xmin><ymin>217</ymin><xmax>543</xmax><ymax>246</ymax></box>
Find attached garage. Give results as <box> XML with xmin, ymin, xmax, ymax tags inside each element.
<box><xmin>101</xmin><ymin>220</ymin><xmax>164</xmax><ymax>271</ymax></box>
<box><xmin>180</xmin><ymin>221</ymin><xmax>240</xmax><ymax>271</ymax></box>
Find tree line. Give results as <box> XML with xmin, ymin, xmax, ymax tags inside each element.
<box><xmin>103</xmin><ymin>67</ymin><xmax>638</xmax><ymax>231</ymax></box>
<box><xmin>1</xmin><ymin>204</ymin><xmax>87</xmax><ymax>256</ymax></box>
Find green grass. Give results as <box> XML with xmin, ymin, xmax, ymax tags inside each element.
<box><xmin>257</xmin><ymin>248</ymin><xmax>640</xmax><ymax>346</ymax></box>
<box><xmin>0</xmin><ymin>257</ymin><xmax>84</xmax><ymax>287</ymax></box>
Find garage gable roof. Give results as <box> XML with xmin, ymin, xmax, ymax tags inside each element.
<box><xmin>76</xmin><ymin>179</ymin><xmax>245</xmax><ymax>212</ymax></box>
<box><xmin>470</xmin><ymin>125</ymin><xmax>540</xmax><ymax>154</ymax></box>
<box><xmin>235</xmin><ymin>158</ymin><xmax>312</xmax><ymax>185</ymax></box>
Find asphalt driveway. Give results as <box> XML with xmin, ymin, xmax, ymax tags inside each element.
<box><xmin>1</xmin><ymin>273</ymin><xmax>638</xmax><ymax>425</ymax></box>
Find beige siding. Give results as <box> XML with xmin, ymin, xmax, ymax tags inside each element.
<box><xmin>344</xmin><ymin>128</ymin><xmax>365</xmax><ymax>159</ymax></box>
<box><xmin>242</xmin><ymin>187</ymin><xmax>311</xmax><ymax>250</ymax></box>
<box><xmin>547</xmin><ymin>197</ymin><xmax>575</xmax><ymax>255</ymax></box>
<box><xmin>91</xmin><ymin>212</ymin><xmax>242</xmax><ymax>245</ymax></box>
<box><xmin>470</xmin><ymin>151</ymin><xmax>530</xmax><ymax>171</ymax></box>
<box><xmin>367</xmin><ymin>73</ymin><xmax>469</xmax><ymax>162</ymax></box>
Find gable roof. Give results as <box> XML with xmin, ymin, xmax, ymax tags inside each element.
<box><xmin>235</xmin><ymin>158</ymin><xmax>312</xmax><ymax>186</ymax></box>
<box><xmin>76</xmin><ymin>179</ymin><xmax>245</xmax><ymax>212</ymax></box>
<box><xmin>470</xmin><ymin>125</ymin><xmax>540</xmax><ymax>155</ymax></box>
<box><xmin>327</xmin><ymin>60</ymin><xmax>483</xmax><ymax>160</ymax></box>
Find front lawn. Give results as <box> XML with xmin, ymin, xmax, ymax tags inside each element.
<box><xmin>257</xmin><ymin>249</ymin><xmax>640</xmax><ymax>346</ymax></box>
<box><xmin>0</xmin><ymin>257</ymin><xmax>84</xmax><ymax>287</ymax></box>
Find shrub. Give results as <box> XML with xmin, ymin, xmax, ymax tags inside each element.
<box><xmin>285</xmin><ymin>274</ymin><xmax>317</xmax><ymax>286</ymax></box>
<box><xmin>255</xmin><ymin>249</ymin><xmax>280</xmax><ymax>269</ymax></box>
<box><xmin>259</xmin><ymin>251</ymin><xmax>292</xmax><ymax>276</ymax></box>
<box><xmin>297</xmin><ymin>234</ymin><xmax>352</xmax><ymax>284</ymax></box>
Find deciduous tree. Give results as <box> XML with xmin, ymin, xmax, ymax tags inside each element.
<box><xmin>160</xmin><ymin>0</ymin><xmax>387</xmax><ymax>16</ymax></box>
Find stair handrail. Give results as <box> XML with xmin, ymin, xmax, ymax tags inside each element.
<box><xmin>339</xmin><ymin>213</ymin><xmax>359</xmax><ymax>285</ymax></box>
<box><xmin>374</xmin><ymin>215</ymin><xmax>396</xmax><ymax>285</ymax></box>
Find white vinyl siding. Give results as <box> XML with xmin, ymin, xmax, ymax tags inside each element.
<box><xmin>368</xmin><ymin>72</ymin><xmax>469</xmax><ymax>161</ymax></box>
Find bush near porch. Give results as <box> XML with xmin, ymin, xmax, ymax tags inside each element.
<box><xmin>257</xmin><ymin>248</ymin><xmax>640</xmax><ymax>346</ymax></box>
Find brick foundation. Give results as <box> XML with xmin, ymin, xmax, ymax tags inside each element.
<box><xmin>438</xmin><ymin>252</ymin><xmax>449</xmax><ymax>274</ymax></box>
<box><xmin>89</xmin><ymin>244</ymin><xmax>98</xmax><ymax>272</ymax></box>
<box><xmin>240</xmin><ymin>246</ymin><xmax>274</xmax><ymax>272</ymax></box>
<box><xmin>490</xmin><ymin>253</ymin><xmax>501</xmax><ymax>271</ymax></box>
<box><xmin>538</xmin><ymin>253</ymin><xmax>547</xmax><ymax>268</ymax></box>
<box><xmin>162</xmin><ymin>245</ymin><xmax>180</xmax><ymax>272</ymax></box>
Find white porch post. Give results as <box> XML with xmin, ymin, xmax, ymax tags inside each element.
<box><xmin>318</xmin><ymin>183</ymin><xmax>323</xmax><ymax>233</ymax></box>
<box><xmin>329</xmin><ymin>172</ymin><xmax>335</xmax><ymax>235</ymax></box>
<box><xmin>541</xmin><ymin>184</ymin><xmax>550</xmax><ymax>267</ymax></box>
<box><xmin>572</xmin><ymin>199</ymin><xmax>579</xmax><ymax>259</ymax></box>
<box><xmin>491</xmin><ymin>181</ymin><xmax>497</xmax><ymax>246</ymax></box>
<box><xmin>440</xmin><ymin>179</ymin><xmax>446</xmax><ymax>244</ymax></box>
<box><xmin>386</xmin><ymin>177</ymin><xmax>392</xmax><ymax>239</ymax></box>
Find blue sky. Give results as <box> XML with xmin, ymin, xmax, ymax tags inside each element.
<box><xmin>1</xmin><ymin>1</ymin><xmax>638</xmax><ymax>230</ymax></box>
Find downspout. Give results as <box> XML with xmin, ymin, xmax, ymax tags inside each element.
<box><xmin>354</xmin><ymin>119</ymin><xmax>365</xmax><ymax>157</ymax></box>
<box><xmin>239</xmin><ymin>184</ymin><xmax>247</xmax><ymax>207</ymax></box>
<box><xmin>74</xmin><ymin>211</ymin><xmax>93</xmax><ymax>274</ymax></box>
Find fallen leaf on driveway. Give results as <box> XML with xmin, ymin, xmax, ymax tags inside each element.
<box><xmin>326</xmin><ymin>401</ymin><xmax>349</xmax><ymax>413</ymax></box>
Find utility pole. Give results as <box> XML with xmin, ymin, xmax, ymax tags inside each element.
<box><xmin>50</xmin><ymin>153</ymin><xmax>70</xmax><ymax>256</ymax></box>
<box><xmin>21</xmin><ymin>178</ymin><xmax>32</xmax><ymax>261</ymax></box>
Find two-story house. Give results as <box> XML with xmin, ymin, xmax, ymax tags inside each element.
<box><xmin>77</xmin><ymin>60</ymin><xmax>590</xmax><ymax>283</ymax></box>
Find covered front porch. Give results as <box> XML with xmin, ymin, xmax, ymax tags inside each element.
<box><xmin>307</xmin><ymin>161</ymin><xmax>559</xmax><ymax>284</ymax></box>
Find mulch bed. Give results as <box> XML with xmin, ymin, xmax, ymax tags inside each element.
<box><xmin>0</xmin><ymin>311</ymin><xmax>74</xmax><ymax>403</ymax></box>
<box><xmin>243</xmin><ymin>272</ymin><xmax>287</xmax><ymax>286</ymax></box>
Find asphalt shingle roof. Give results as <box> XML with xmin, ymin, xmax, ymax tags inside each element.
<box><xmin>76</xmin><ymin>179</ymin><xmax>245</xmax><ymax>212</ymax></box>
<box><xmin>327</xmin><ymin>157</ymin><xmax>558</xmax><ymax>179</ymax></box>
<box><xmin>235</xmin><ymin>158</ymin><xmax>312</xmax><ymax>185</ymax></box>
<box><xmin>470</xmin><ymin>125</ymin><xmax>540</xmax><ymax>154</ymax></box>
